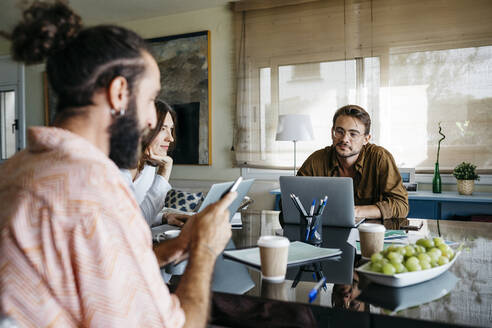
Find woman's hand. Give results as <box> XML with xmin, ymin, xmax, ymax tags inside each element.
<box><xmin>164</xmin><ymin>212</ymin><xmax>190</xmax><ymax>227</ymax></box>
<box><xmin>147</xmin><ymin>148</ymin><xmax>173</xmax><ymax>180</ymax></box>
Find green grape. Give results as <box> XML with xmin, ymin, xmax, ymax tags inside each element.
<box><xmin>438</xmin><ymin>244</ymin><xmax>451</xmax><ymax>253</ymax></box>
<box><xmin>422</xmin><ymin>239</ymin><xmax>435</xmax><ymax>249</ymax></box>
<box><xmin>404</xmin><ymin>245</ymin><xmax>416</xmax><ymax>257</ymax></box>
<box><xmin>397</xmin><ymin>246</ymin><xmax>407</xmax><ymax>255</ymax></box>
<box><xmin>415</xmin><ymin>245</ymin><xmax>426</xmax><ymax>254</ymax></box>
<box><xmin>383</xmin><ymin>263</ymin><xmax>396</xmax><ymax>275</ymax></box>
<box><xmin>393</xmin><ymin>262</ymin><xmax>406</xmax><ymax>273</ymax></box>
<box><xmin>416</xmin><ymin>238</ymin><xmax>434</xmax><ymax>249</ymax></box>
<box><xmin>420</xmin><ymin>261</ymin><xmax>432</xmax><ymax>270</ymax></box>
<box><xmin>406</xmin><ymin>256</ymin><xmax>419</xmax><ymax>267</ymax></box>
<box><xmin>429</xmin><ymin>247</ymin><xmax>442</xmax><ymax>257</ymax></box>
<box><xmin>433</xmin><ymin>237</ymin><xmax>445</xmax><ymax>247</ymax></box>
<box><xmin>386</xmin><ymin>245</ymin><xmax>400</xmax><ymax>253</ymax></box>
<box><xmin>371</xmin><ymin>252</ymin><xmax>383</xmax><ymax>263</ymax></box>
<box><xmin>380</xmin><ymin>258</ymin><xmax>390</xmax><ymax>265</ymax></box>
<box><xmin>417</xmin><ymin>253</ymin><xmax>431</xmax><ymax>263</ymax></box>
<box><xmin>438</xmin><ymin>256</ymin><xmax>450</xmax><ymax>266</ymax></box>
<box><xmin>427</xmin><ymin>251</ymin><xmax>439</xmax><ymax>262</ymax></box>
<box><xmin>387</xmin><ymin>251</ymin><xmax>403</xmax><ymax>263</ymax></box>
<box><xmin>371</xmin><ymin>262</ymin><xmax>383</xmax><ymax>272</ymax></box>
<box><xmin>430</xmin><ymin>260</ymin><xmax>439</xmax><ymax>268</ymax></box>
<box><xmin>406</xmin><ymin>262</ymin><xmax>422</xmax><ymax>272</ymax></box>
<box><xmin>441</xmin><ymin>247</ymin><xmax>454</xmax><ymax>259</ymax></box>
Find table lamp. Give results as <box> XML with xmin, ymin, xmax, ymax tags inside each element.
<box><xmin>276</xmin><ymin>114</ymin><xmax>314</xmax><ymax>175</ymax></box>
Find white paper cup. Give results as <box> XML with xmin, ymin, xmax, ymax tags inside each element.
<box><xmin>358</xmin><ymin>223</ymin><xmax>386</xmax><ymax>258</ymax></box>
<box><xmin>257</xmin><ymin>236</ymin><xmax>290</xmax><ymax>282</ymax></box>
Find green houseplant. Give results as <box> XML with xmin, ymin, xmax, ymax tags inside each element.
<box><xmin>453</xmin><ymin>162</ymin><xmax>480</xmax><ymax>195</ymax></box>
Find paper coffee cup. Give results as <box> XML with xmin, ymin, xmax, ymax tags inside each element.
<box><xmin>358</xmin><ymin>223</ymin><xmax>385</xmax><ymax>258</ymax></box>
<box><xmin>257</xmin><ymin>236</ymin><xmax>290</xmax><ymax>282</ymax></box>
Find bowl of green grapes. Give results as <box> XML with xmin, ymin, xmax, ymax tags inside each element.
<box><xmin>355</xmin><ymin>237</ymin><xmax>460</xmax><ymax>287</ymax></box>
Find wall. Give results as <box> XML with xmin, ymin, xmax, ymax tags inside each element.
<box><xmin>0</xmin><ymin>5</ymin><xmax>241</xmax><ymax>183</ymax></box>
<box><xmin>121</xmin><ymin>6</ymin><xmax>240</xmax><ymax>182</ymax></box>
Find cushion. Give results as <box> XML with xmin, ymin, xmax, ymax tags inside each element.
<box><xmin>164</xmin><ymin>189</ymin><xmax>204</xmax><ymax>212</ymax></box>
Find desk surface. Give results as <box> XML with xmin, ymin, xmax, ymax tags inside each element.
<box><xmin>223</xmin><ymin>210</ymin><xmax>492</xmax><ymax>327</ymax></box>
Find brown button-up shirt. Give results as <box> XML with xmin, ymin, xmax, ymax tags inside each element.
<box><xmin>297</xmin><ymin>143</ymin><xmax>409</xmax><ymax>219</ymax></box>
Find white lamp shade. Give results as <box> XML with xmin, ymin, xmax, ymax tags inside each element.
<box><xmin>275</xmin><ymin>114</ymin><xmax>314</xmax><ymax>141</ymax></box>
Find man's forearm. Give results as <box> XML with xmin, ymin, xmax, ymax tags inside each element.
<box><xmin>153</xmin><ymin>238</ymin><xmax>188</xmax><ymax>267</ymax></box>
<box><xmin>175</xmin><ymin>243</ymin><xmax>217</xmax><ymax>328</ymax></box>
<box><xmin>355</xmin><ymin>205</ymin><xmax>382</xmax><ymax>219</ymax></box>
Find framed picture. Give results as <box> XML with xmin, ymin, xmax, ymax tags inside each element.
<box><xmin>148</xmin><ymin>31</ymin><xmax>212</xmax><ymax>165</ymax></box>
<box><xmin>43</xmin><ymin>72</ymin><xmax>58</xmax><ymax>126</ymax></box>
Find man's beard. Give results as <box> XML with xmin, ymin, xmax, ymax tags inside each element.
<box><xmin>108</xmin><ymin>97</ymin><xmax>141</xmax><ymax>169</ymax></box>
<box><xmin>335</xmin><ymin>142</ymin><xmax>361</xmax><ymax>159</ymax></box>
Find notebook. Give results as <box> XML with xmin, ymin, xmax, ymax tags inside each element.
<box><xmin>223</xmin><ymin>241</ymin><xmax>341</xmax><ymax>269</ymax></box>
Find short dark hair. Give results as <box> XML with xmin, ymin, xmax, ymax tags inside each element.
<box><xmin>332</xmin><ymin>105</ymin><xmax>371</xmax><ymax>135</ymax></box>
<box><xmin>3</xmin><ymin>0</ymin><xmax>150</xmax><ymax>122</ymax></box>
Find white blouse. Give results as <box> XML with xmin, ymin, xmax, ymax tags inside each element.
<box><xmin>120</xmin><ymin>165</ymin><xmax>172</xmax><ymax>227</ymax></box>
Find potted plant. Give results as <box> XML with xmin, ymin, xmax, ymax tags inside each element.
<box><xmin>452</xmin><ymin>162</ymin><xmax>480</xmax><ymax>195</ymax></box>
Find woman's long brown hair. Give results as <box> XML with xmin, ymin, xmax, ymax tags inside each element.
<box><xmin>137</xmin><ymin>99</ymin><xmax>177</xmax><ymax>173</ymax></box>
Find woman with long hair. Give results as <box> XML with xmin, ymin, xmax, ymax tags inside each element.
<box><xmin>121</xmin><ymin>99</ymin><xmax>187</xmax><ymax>227</ymax></box>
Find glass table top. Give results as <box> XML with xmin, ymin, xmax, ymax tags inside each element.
<box><xmin>224</xmin><ymin>210</ymin><xmax>492</xmax><ymax>327</ymax></box>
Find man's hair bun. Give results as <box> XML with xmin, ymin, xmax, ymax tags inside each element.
<box><xmin>8</xmin><ymin>0</ymin><xmax>83</xmax><ymax>64</ymax></box>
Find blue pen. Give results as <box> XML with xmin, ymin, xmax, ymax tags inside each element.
<box><xmin>309</xmin><ymin>199</ymin><xmax>316</xmax><ymax>216</ymax></box>
<box><xmin>308</xmin><ymin>277</ymin><xmax>327</xmax><ymax>303</ymax></box>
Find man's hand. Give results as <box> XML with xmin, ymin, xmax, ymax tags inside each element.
<box><xmin>190</xmin><ymin>192</ymin><xmax>236</xmax><ymax>256</ymax></box>
<box><xmin>174</xmin><ymin>191</ymin><xmax>237</xmax><ymax>328</ymax></box>
<box><xmin>164</xmin><ymin>212</ymin><xmax>189</xmax><ymax>227</ymax></box>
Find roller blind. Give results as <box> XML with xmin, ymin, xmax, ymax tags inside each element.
<box><xmin>234</xmin><ymin>0</ymin><xmax>492</xmax><ymax>172</ymax></box>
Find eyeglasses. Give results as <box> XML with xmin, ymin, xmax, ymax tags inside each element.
<box><xmin>332</xmin><ymin>127</ymin><xmax>364</xmax><ymax>141</ymax></box>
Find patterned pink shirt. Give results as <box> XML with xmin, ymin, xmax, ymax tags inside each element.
<box><xmin>0</xmin><ymin>127</ymin><xmax>185</xmax><ymax>327</ymax></box>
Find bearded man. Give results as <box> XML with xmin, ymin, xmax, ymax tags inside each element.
<box><xmin>0</xmin><ymin>2</ymin><xmax>234</xmax><ymax>327</ymax></box>
<box><xmin>297</xmin><ymin>105</ymin><xmax>409</xmax><ymax>220</ymax></box>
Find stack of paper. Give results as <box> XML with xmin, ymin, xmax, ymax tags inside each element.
<box><xmin>223</xmin><ymin>241</ymin><xmax>341</xmax><ymax>269</ymax></box>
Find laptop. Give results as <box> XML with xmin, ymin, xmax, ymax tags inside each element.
<box><xmin>279</xmin><ymin>176</ymin><xmax>365</xmax><ymax>228</ymax></box>
<box><xmin>151</xmin><ymin>178</ymin><xmax>255</xmax><ymax>240</ymax></box>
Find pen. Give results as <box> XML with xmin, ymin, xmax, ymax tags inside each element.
<box><xmin>308</xmin><ymin>277</ymin><xmax>327</xmax><ymax>303</ymax></box>
<box><xmin>309</xmin><ymin>199</ymin><xmax>316</xmax><ymax>216</ymax></box>
<box><xmin>290</xmin><ymin>194</ymin><xmax>303</xmax><ymax>213</ymax></box>
<box><xmin>316</xmin><ymin>198</ymin><xmax>323</xmax><ymax>215</ymax></box>
<box><xmin>294</xmin><ymin>195</ymin><xmax>308</xmax><ymax>216</ymax></box>
<box><xmin>318</xmin><ymin>196</ymin><xmax>328</xmax><ymax>215</ymax></box>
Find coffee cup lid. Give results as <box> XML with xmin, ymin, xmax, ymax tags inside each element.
<box><xmin>358</xmin><ymin>223</ymin><xmax>386</xmax><ymax>233</ymax></box>
<box><xmin>257</xmin><ymin>235</ymin><xmax>290</xmax><ymax>248</ymax></box>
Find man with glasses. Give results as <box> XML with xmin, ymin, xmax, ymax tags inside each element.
<box><xmin>297</xmin><ymin>105</ymin><xmax>409</xmax><ymax>220</ymax></box>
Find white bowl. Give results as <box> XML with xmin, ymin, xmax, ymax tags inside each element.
<box><xmin>355</xmin><ymin>251</ymin><xmax>460</xmax><ymax>288</ymax></box>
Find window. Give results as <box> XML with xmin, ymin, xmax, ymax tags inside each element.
<box><xmin>382</xmin><ymin>45</ymin><xmax>492</xmax><ymax>171</ymax></box>
<box><xmin>238</xmin><ymin>57</ymin><xmax>379</xmax><ymax>169</ymax></box>
<box><xmin>0</xmin><ymin>90</ymin><xmax>17</xmax><ymax>159</ymax></box>
<box><xmin>0</xmin><ymin>57</ymin><xmax>25</xmax><ymax>162</ymax></box>
<box><xmin>233</xmin><ymin>0</ymin><xmax>492</xmax><ymax>172</ymax></box>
